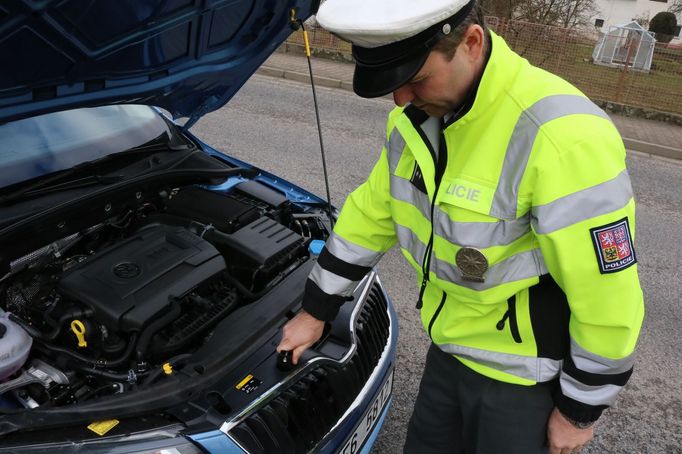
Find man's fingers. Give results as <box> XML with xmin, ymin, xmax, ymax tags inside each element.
<box><xmin>277</xmin><ymin>341</ymin><xmax>313</xmax><ymax>365</ymax></box>
<box><xmin>292</xmin><ymin>344</ymin><xmax>313</xmax><ymax>364</ymax></box>
<box><xmin>279</xmin><ymin>338</ymin><xmax>315</xmax><ymax>364</ymax></box>
<box><xmin>275</xmin><ymin>311</ymin><xmax>326</xmax><ymax>364</ymax></box>
<box><xmin>276</xmin><ymin>336</ymin><xmax>294</xmax><ymax>353</ymax></box>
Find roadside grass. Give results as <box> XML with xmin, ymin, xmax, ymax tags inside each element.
<box><xmin>501</xmin><ymin>36</ymin><xmax>682</xmax><ymax>114</ymax></box>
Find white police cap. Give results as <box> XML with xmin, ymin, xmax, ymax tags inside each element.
<box><xmin>316</xmin><ymin>0</ymin><xmax>477</xmax><ymax>97</ymax></box>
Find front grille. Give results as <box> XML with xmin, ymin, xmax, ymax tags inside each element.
<box><xmin>230</xmin><ymin>282</ymin><xmax>390</xmax><ymax>453</ymax></box>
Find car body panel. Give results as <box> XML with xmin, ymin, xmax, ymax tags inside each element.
<box><xmin>190</xmin><ymin>430</ymin><xmax>245</xmax><ymax>453</ymax></box>
<box><xmin>0</xmin><ymin>0</ymin><xmax>319</xmax><ymax>127</ymax></box>
<box><xmin>193</xmin><ymin>136</ymin><xmax>329</xmax><ymax>205</ymax></box>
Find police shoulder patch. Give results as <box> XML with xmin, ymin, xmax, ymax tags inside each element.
<box><xmin>590</xmin><ymin>217</ymin><xmax>637</xmax><ymax>274</ymax></box>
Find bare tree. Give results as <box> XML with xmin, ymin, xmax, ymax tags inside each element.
<box><xmin>480</xmin><ymin>0</ymin><xmax>517</xmax><ymax>19</ymax></box>
<box><xmin>668</xmin><ymin>1</ymin><xmax>682</xmax><ymax>17</ymax></box>
<box><xmin>481</xmin><ymin>0</ymin><xmax>598</xmax><ymax>27</ymax></box>
<box><xmin>632</xmin><ymin>12</ymin><xmax>651</xmax><ymax>28</ymax></box>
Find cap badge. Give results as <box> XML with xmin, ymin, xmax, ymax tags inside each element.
<box><xmin>456</xmin><ymin>247</ymin><xmax>488</xmax><ymax>282</ymax></box>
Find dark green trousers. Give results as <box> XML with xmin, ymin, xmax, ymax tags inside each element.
<box><xmin>403</xmin><ymin>343</ymin><xmax>556</xmax><ymax>454</ymax></box>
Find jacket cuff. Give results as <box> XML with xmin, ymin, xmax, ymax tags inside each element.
<box><xmin>301</xmin><ymin>279</ymin><xmax>350</xmax><ymax>322</ymax></box>
<box><xmin>554</xmin><ymin>392</ymin><xmax>607</xmax><ymax>424</ymax></box>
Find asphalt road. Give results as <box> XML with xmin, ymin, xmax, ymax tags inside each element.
<box><xmin>191</xmin><ymin>74</ymin><xmax>682</xmax><ymax>454</ymax></box>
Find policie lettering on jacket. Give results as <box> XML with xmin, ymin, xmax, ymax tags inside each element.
<box><xmin>303</xmin><ymin>31</ymin><xmax>644</xmax><ymax>425</ymax></box>
<box><xmin>444</xmin><ymin>183</ymin><xmax>480</xmax><ymax>202</ymax></box>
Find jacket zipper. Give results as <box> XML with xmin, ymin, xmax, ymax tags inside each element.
<box><xmin>416</xmin><ymin>191</ymin><xmax>440</xmax><ymax>309</ymax></box>
<box><xmin>496</xmin><ymin>295</ymin><xmax>522</xmax><ymax>343</ymax></box>
<box><xmin>416</xmin><ymin>123</ymin><xmax>448</xmax><ymax>310</ymax></box>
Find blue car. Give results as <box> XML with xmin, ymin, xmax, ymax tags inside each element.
<box><xmin>0</xmin><ymin>1</ymin><xmax>397</xmax><ymax>452</ymax></box>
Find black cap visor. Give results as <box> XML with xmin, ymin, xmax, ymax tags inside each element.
<box><xmin>353</xmin><ymin>47</ymin><xmax>430</xmax><ymax>98</ymax></box>
<box><xmin>351</xmin><ymin>0</ymin><xmax>476</xmax><ymax>98</ymax></box>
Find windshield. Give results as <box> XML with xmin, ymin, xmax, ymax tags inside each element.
<box><xmin>0</xmin><ymin>105</ymin><xmax>172</xmax><ymax>190</ymax></box>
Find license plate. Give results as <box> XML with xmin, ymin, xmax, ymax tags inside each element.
<box><xmin>339</xmin><ymin>369</ymin><xmax>394</xmax><ymax>454</ymax></box>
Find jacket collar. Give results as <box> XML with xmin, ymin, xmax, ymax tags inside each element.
<box><xmin>445</xmin><ymin>31</ymin><xmax>523</xmax><ymax>128</ymax></box>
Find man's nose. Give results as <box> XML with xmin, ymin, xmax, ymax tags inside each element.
<box><xmin>393</xmin><ymin>85</ymin><xmax>414</xmax><ymax>106</ymax></box>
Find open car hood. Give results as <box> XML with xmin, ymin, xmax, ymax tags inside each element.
<box><xmin>0</xmin><ymin>0</ymin><xmax>318</xmax><ymax>128</ymax></box>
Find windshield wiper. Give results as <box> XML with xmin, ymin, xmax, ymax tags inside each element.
<box><xmin>0</xmin><ymin>132</ymin><xmax>193</xmax><ymax>205</ymax></box>
<box><xmin>0</xmin><ymin>174</ymin><xmax>126</xmax><ymax>205</ymax></box>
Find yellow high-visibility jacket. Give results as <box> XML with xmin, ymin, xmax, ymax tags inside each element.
<box><xmin>303</xmin><ymin>31</ymin><xmax>644</xmax><ymax>423</ymax></box>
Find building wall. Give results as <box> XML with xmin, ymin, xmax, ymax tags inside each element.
<box><xmin>592</xmin><ymin>0</ymin><xmax>681</xmax><ymax>43</ymax></box>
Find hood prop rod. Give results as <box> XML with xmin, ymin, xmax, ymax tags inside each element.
<box><xmin>291</xmin><ymin>10</ymin><xmax>335</xmax><ymax>229</ymax></box>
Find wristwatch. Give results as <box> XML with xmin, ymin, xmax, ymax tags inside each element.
<box><xmin>561</xmin><ymin>411</ymin><xmax>595</xmax><ymax>429</ymax></box>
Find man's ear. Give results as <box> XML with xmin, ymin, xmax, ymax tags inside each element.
<box><xmin>462</xmin><ymin>24</ymin><xmax>485</xmax><ymax>62</ymax></box>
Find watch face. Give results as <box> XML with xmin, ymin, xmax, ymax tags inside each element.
<box><xmin>565</xmin><ymin>415</ymin><xmax>594</xmax><ymax>429</ymax></box>
<box><xmin>574</xmin><ymin>420</ymin><xmax>595</xmax><ymax>429</ymax></box>
<box><xmin>559</xmin><ymin>410</ymin><xmax>594</xmax><ymax>429</ymax></box>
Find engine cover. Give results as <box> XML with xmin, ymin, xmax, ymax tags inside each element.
<box><xmin>58</xmin><ymin>225</ymin><xmax>225</xmax><ymax>332</ymax></box>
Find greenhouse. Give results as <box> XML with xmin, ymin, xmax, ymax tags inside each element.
<box><xmin>593</xmin><ymin>21</ymin><xmax>656</xmax><ymax>72</ymax></box>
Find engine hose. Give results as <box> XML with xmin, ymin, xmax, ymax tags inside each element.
<box><xmin>140</xmin><ymin>353</ymin><xmax>193</xmax><ymax>387</ymax></box>
<box><xmin>99</xmin><ymin>332</ymin><xmax>138</xmax><ymax>368</ymax></box>
<box><xmin>43</xmin><ymin>309</ymin><xmax>91</xmax><ymax>341</ymax></box>
<box><xmin>34</xmin><ymin>332</ymin><xmax>138</xmax><ymax>368</ymax></box>
<box><xmin>135</xmin><ymin>301</ymin><xmax>181</xmax><ymax>360</ymax></box>
<box><xmin>9</xmin><ymin>309</ymin><xmax>92</xmax><ymax>342</ymax></box>
<box><xmin>220</xmin><ymin>272</ymin><xmax>262</xmax><ymax>300</ymax></box>
<box><xmin>7</xmin><ymin>313</ymin><xmax>43</xmax><ymax>338</ymax></box>
<box><xmin>79</xmin><ymin>383</ymin><xmax>122</xmax><ymax>400</ymax></box>
<box><xmin>73</xmin><ymin>364</ymin><xmax>150</xmax><ymax>381</ymax></box>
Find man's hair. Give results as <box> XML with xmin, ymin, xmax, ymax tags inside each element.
<box><xmin>432</xmin><ymin>3</ymin><xmax>488</xmax><ymax>60</ymax></box>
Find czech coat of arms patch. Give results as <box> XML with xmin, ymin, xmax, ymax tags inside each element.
<box><xmin>590</xmin><ymin>217</ymin><xmax>637</xmax><ymax>274</ymax></box>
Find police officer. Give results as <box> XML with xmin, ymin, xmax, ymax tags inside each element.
<box><xmin>277</xmin><ymin>0</ymin><xmax>644</xmax><ymax>453</ymax></box>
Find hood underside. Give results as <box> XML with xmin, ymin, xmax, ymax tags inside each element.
<box><xmin>0</xmin><ymin>0</ymin><xmax>318</xmax><ymax>127</ymax></box>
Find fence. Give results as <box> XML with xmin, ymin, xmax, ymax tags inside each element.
<box><xmin>284</xmin><ymin>18</ymin><xmax>682</xmax><ymax>115</ymax></box>
<box><xmin>285</xmin><ymin>23</ymin><xmax>352</xmax><ymax>59</ymax></box>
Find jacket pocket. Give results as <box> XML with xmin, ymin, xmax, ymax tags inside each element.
<box><xmin>496</xmin><ymin>295</ymin><xmax>522</xmax><ymax>343</ymax></box>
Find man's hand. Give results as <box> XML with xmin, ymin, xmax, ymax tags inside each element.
<box><xmin>547</xmin><ymin>407</ymin><xmax>594</xmax><ymax>454</ymax></box>
<box><xmin>276</xmin><ymin>310</ymin><xmax>325</xmax><ymax>365</ymax></box>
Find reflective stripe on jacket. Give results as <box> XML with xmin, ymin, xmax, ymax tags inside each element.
<box><xmin>302</xmin><ymin>31</ymin><xmax>644</xmax><ymax>423</ymax></box>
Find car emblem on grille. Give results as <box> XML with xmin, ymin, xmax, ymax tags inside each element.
<box><xmin>456</xmin><ymin>247</ymin><xmax>488</xmax><ymax>283</ymax></box>
<box><xmin>113</xmin><ymin>262</ymin><xmax>141</xmax><ymax>279</ymax></box>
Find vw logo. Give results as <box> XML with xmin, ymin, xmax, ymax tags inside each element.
<box><xmin>113</xmin><ymin>262</ymin><xmax>141</xmax><ymax>279</ymax></box>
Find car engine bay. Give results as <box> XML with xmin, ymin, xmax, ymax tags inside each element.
<box><xmin>0</xmin><ymin>177</ymin><xmax>329</xmax><ymax>415</ymax></box>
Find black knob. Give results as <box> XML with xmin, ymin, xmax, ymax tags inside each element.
<box><xmin>277</xmin><ymin>350</ymin><xmax>294</xmax><ymax>371</ymax></box>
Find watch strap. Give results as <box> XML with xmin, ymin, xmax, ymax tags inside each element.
<box><xmin>561</xmin><ymin>411</ymin><xmax>595</xmax><ymax>429</ymax></box>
